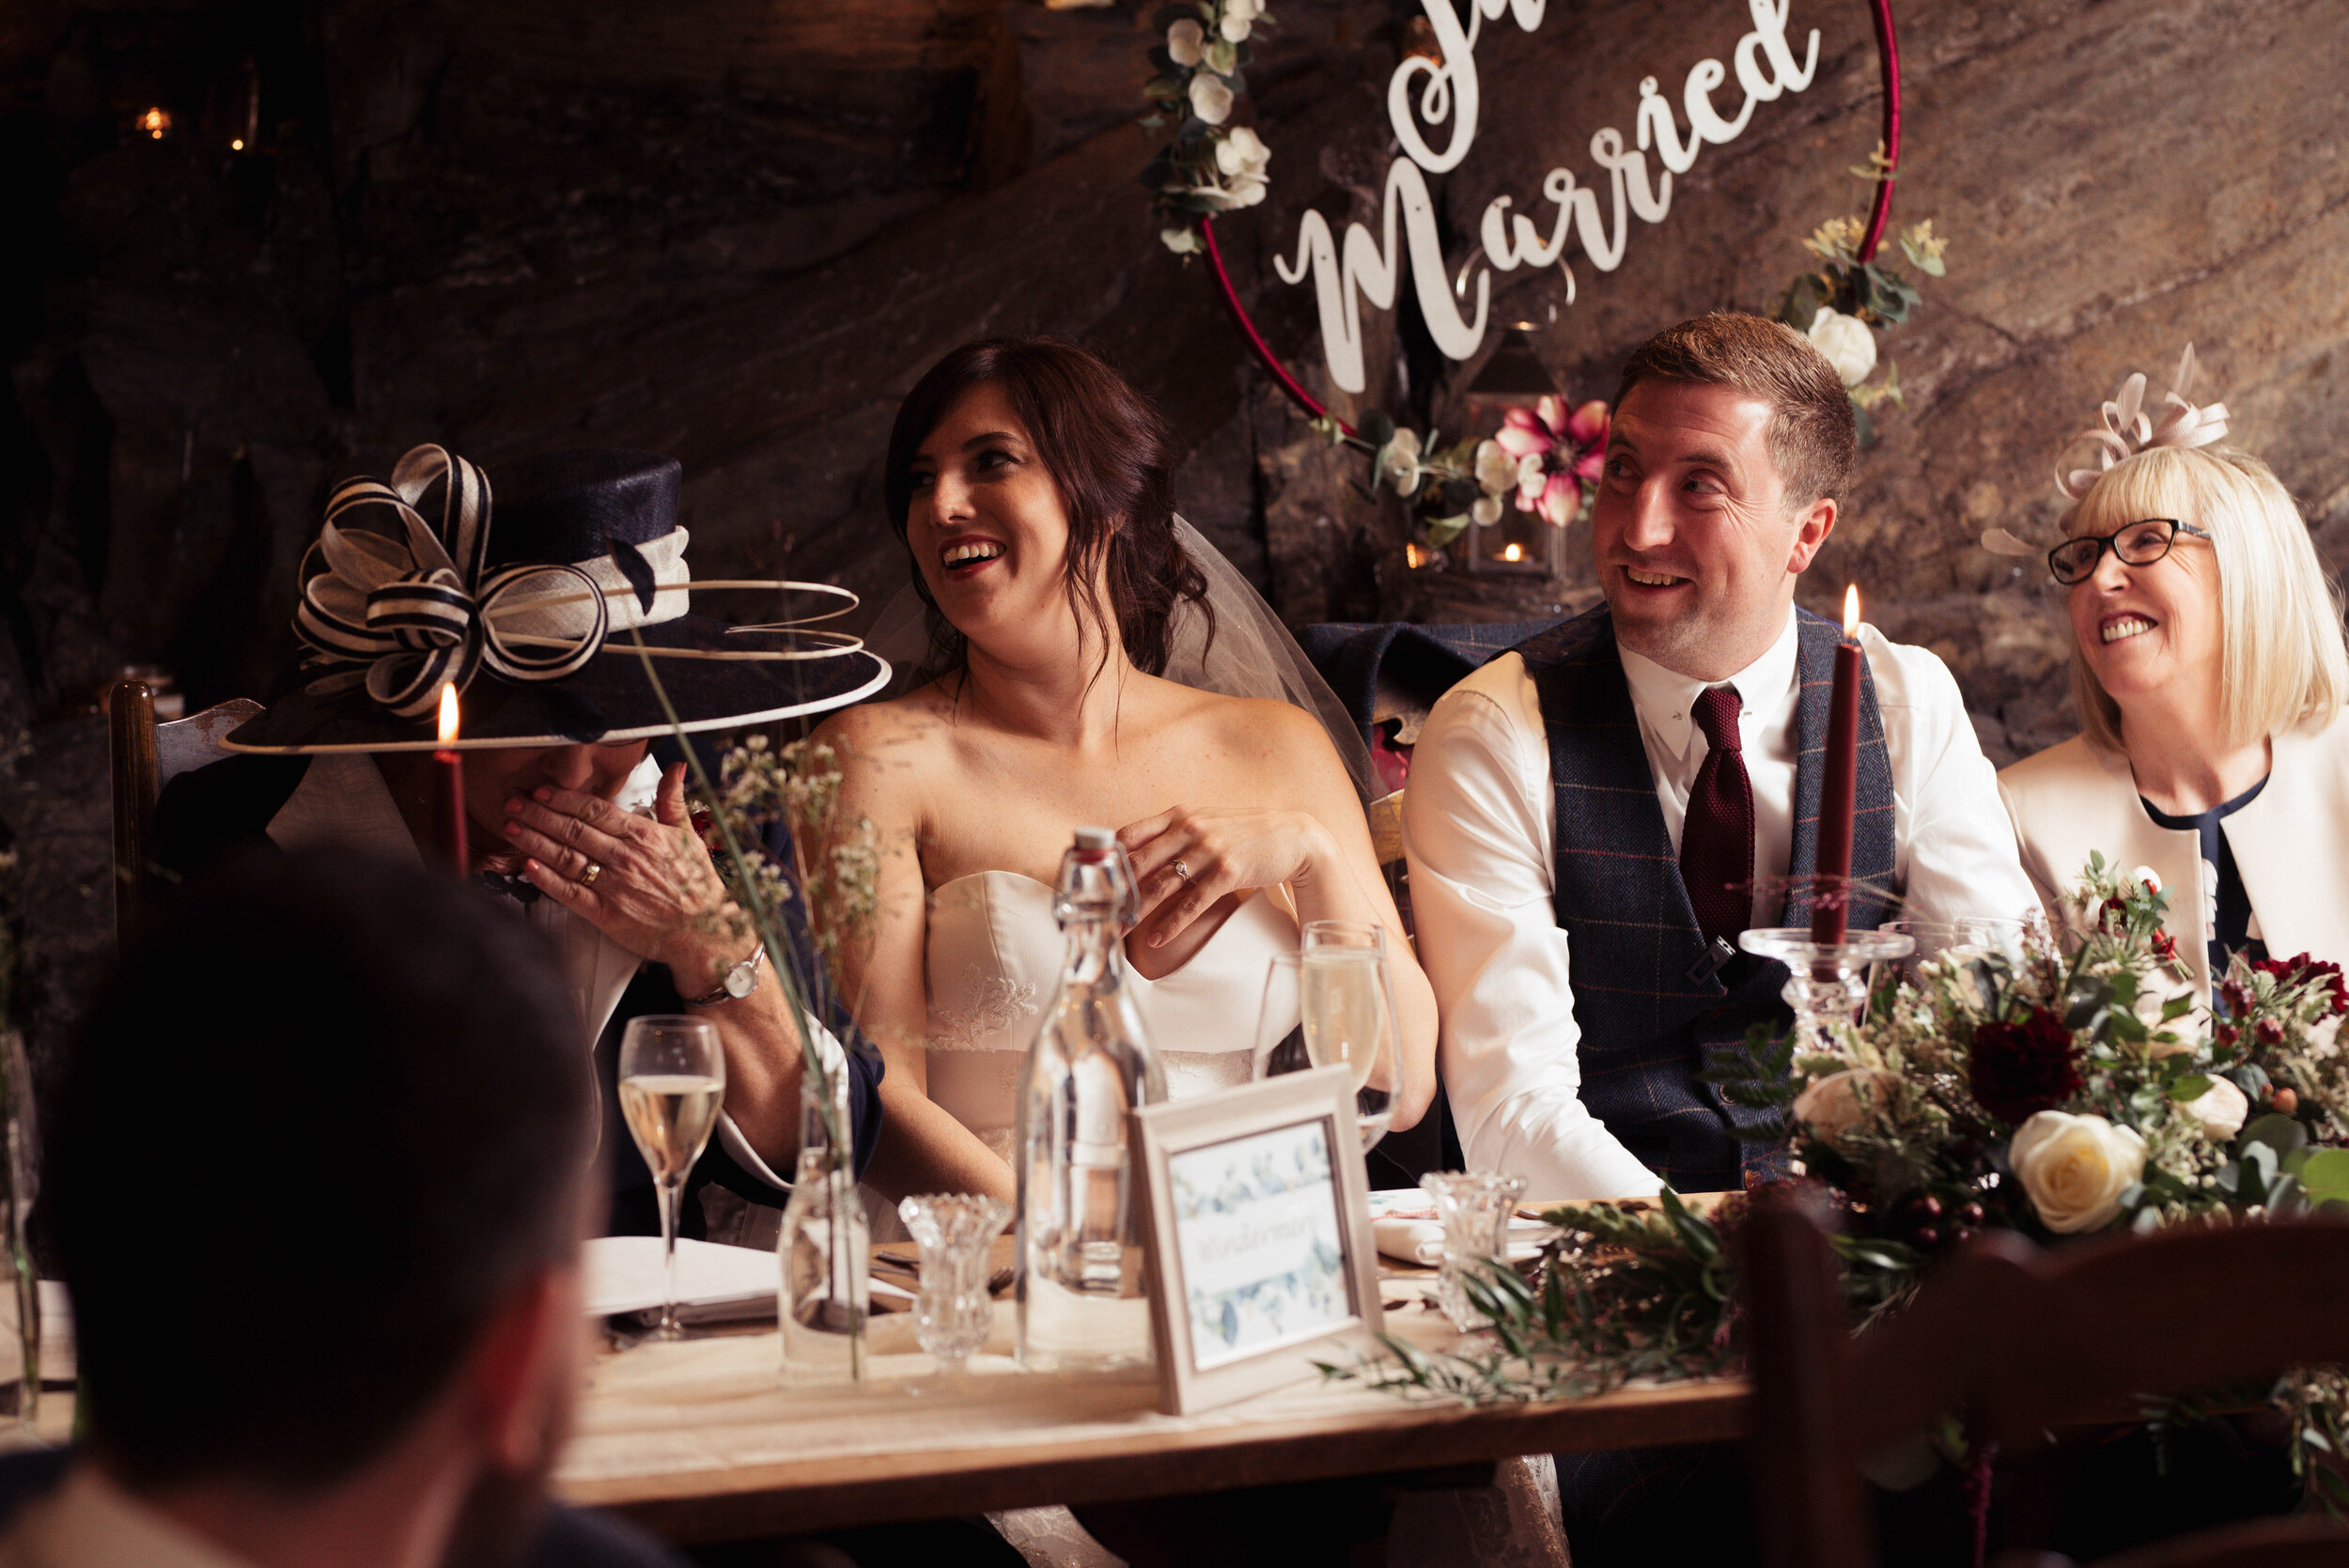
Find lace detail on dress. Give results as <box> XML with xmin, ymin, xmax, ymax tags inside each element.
<box><xmin>928</xmin><ymin>962</ymin><xmax>1038</xmax><ymax>1052</ymax></box>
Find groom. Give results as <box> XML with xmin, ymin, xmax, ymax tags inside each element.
<box><xmin>1405</xmin><ymin>311</ymin><xmax>2037</xmax><ymax>1199</ymax></box>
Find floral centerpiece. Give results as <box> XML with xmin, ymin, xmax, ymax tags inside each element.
<box><xmin>1329</xmin><ymin>857</ymin><xmax>2349</xmax><ymax>1509</ymax></box>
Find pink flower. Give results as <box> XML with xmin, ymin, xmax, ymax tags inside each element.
<box><xmin>1493</xmin><ymin>400</ymin><xmax>1562</xmax><ymax>460</ymax></box>
<box><xmin>1493</xmin><ymin>396</ymin><xmax>1609</xmax><ymax>528</ymax></box>
<box><xmin>1519</xmin><ymin>471</ymin><xmax>1580</xmax><ymax>528</ymax></box>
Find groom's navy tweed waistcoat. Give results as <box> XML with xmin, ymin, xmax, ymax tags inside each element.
<box><xmin>1516</xmin><ymin>603</ymin><xmax>1896</xmax><ymax>1190</ymax></box>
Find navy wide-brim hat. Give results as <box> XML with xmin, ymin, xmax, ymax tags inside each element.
<box><xmin>227</xmin><ymin>446</ymin><xmax>888</xmax><ymax>753</ymax></box>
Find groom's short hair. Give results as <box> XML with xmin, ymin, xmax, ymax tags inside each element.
<box><xmin>1614</xmin><ymin>312</ymin><xmax>1857</xmax><ymax>511</ymax></box>
<box><xmin>54</xmin><ymin>850</ymin><xmax>591</xmax><ymax>1491</ymax></box>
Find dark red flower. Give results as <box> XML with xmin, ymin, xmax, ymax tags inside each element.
<box><xmin>1968</xmin><ymin>1006</ymin><xmax>2084</xmax><ymax>1126</ymax></box>
<box><xmin>2256</xmin><ymin>954</ymin><xmax>2349</xmax><ymax>1017</ymax></box>
<box><xmin>2256</xmin><ymin>1017</ymin><xmax>2285</xmax><ymax>1047</ymax></box>
<box><xmin>2149</xmin><ymin>929</ymin><xmax>2180</xmax><ymax>964</ymax></box>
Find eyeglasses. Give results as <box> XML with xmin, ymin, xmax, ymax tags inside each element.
<box><xmin>2046</xmin><ymin>518</ymin><xmax>2211</xmax><ymax>585</ymax></box>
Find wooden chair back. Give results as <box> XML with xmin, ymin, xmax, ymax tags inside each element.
<box><xmin>1745</xmin><ymin>1190</ymin><xmax>2349</xmax><ymax>1568</ymax></box>
<box><xmin>108</xmin><ymin>680</ymin><xmax>264</xmax><ymax>948</ymax></box>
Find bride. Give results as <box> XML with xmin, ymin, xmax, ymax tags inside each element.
<box><xmin>818</xmin><ymin>337</ymin><xmax>1439</xmax><ymax>1204</ymax></box>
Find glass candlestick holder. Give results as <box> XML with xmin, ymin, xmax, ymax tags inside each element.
<box><xmin>1420</xmin><ymin>1171</ymin><xmax>1526</xmax><ymax>1332</ymax></box>
<box><xmin>898</xmin><ymin>1193</ymin><xmax>1012</xmax><ymax>1387</ymax></box>
<box><xmin>1738</xmin><ymin>927</ymin><xmax>1915</xmax><ymax>1058</ymax></box>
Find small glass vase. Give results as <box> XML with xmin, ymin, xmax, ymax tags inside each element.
<box><xmin>898</xmin><ymin>1194</ymin><xmax>1011</xmax><ymax>1388</ymax></box>
<box><xmin>1421</xmin><ymin>1171</ymin><xmax>1526</xmax><ymax>1332</ymax></box>
<box><xmin>1737</xmin><ymin>928</ymin><xmax>1916</xmax><ymax>1059</ymax></box>
<box><xmin>780</xmin><ymin>1033</ymin><xmax>868</xmax><ymax>1385</ymax></box>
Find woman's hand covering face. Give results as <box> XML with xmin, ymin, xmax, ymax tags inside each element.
<box><xmin>504</xmin><ymin>763</ymin><xmax>742</xmax><ymax>987</ymax></box>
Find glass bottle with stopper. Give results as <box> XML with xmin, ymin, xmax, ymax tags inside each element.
<box><xmin>1015</xmin><ymin>827</ymin><xmax>1167</xmax><ymax>1372</ymax></box>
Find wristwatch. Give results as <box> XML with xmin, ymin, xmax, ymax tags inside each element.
<box><xmin>682</xmin><ymin>941</ymin><xmax>768</xmax><ymax>1005</ymax></box>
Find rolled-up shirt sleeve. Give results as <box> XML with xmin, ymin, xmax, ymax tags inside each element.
<box><xmin>1403</xmin><ymin>658</ymin><xmax>1662</xmax><ymax>1199</ymax></box>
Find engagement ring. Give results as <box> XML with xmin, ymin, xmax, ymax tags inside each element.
<box><xmin>1172</xmin><ymin>859</ymin><xmax>1191</xmax><ymax>882</ymax></box>
<box><xmin>581</xmin><ymin>862</ymin><xmax>603</xmax><ymax>887</ymax></box>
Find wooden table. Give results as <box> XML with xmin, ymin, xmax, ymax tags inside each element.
<box><xmin>556</xmin><ymin>1279</ymin><xmax>1747</xmax><ymax>1545</ymax></box>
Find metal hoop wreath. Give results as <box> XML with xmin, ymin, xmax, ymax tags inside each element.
<box><xmin>1201</xmin><ymin>0</ymin><xmax>1903</xmax><ymax>440</ymax></box>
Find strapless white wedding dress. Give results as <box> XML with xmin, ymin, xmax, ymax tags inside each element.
<box><xmin>922</xmin><ymin>870</ymin><xmax>1299</xmax><ymax>1161</ymax></box>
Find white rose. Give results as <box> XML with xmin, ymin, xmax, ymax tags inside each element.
<box><xmin>1807</xmin><ymin>306</ymin><xmax>1878</xmax><ymax>389</ymax></box>
<box><xmin>2010</xmin><ymin>1111</ymin><xmax>2145</xmax><ymax>1234</ymax></box>
<box><xmin>1167</xmin><ymin>18</ymin><xmax>1206</xmax><ymax>66</ymax></box>
<box><xmin>2179</xmin><ymin>1075</ymin><xmax>2249</xmax><ymax>1141</ymax></box>
<box><xmin>1189</xmin><ymin>73</ymin><xmax>1234</xmax><ymax>125</ymax></box>
<box><xmin>1791</xmin><ymin>1068</ymin><xmax>1900</xmax><ymax>1148</ymax></box>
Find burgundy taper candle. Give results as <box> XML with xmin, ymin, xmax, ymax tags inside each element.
<box><xmin>1811</xmin><ymin>585</ymin><xmax>1863</xmax><ymax>947</ymax></box>
<box><xmin>433</xmin><ymin>681</ymin><xmax>468</xmax><ymax>873</ymax></box>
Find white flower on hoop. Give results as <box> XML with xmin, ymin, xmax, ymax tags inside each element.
<box><xmin>1189</xmin><ymin>73</ymin><xmax>1234</xmax><ymax>125</ymax></box>
<box><xmin>1167</xmin><ymin>18</ymin><xmax>1205</xmax><ymax>67</ymax></box>
<box><xmin>1376</xmin><ymin>428</ymin><xmax>1425</xmax><ymax>497</ymax></box>
<box><xmin>1807</xmin><ymin>305</ymin><xmax>1878</xmax><ymax>388</ymax></box>
<box><xmin>1220</xmin><ymin>0</ymin><xmax>1262</xmax><ymax>42</ymax></box>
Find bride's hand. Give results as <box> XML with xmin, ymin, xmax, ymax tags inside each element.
<box><xmin>1118</xmin><ymin>805</ymin><xmax>1339</xmax><ymax>951</ymax></box>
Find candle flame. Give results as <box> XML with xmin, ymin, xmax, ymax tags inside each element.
<box><xmin>1843</xmin><ymin>583</ymin><xmax>1860</xmax><ymax>638</ymax></box>
<box><xmin>1405</xmin><ymin>542</ymin><xmax>1425</xmax><ymax>568</ymax></box>
<box><xmin>1501</xmin><ymin>541</ymin><xmax>1524</xmax><ymax>562</ymax></box>
<box><xmin>139</xmin><ymin>107</ymin><xmax>170</xmax><ymax>139</ymax></box>
<box><xmin>437</xmin><ymin>681</ymin><xmax>460</xmax><ymax>745</ymax></box>
<box><xmin>230</xmin><ymin>138</ymin><xmax>244</xmax><ymax>151</ymax></box>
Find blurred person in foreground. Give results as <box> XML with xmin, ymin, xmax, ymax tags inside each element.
<box><xmin>1996</xmin><ymin>346</ymin><xmax>2349</xmax><ymax>998</ymax></box>
<box><xmin>2</xmin><ymin>851</ymin><xmax>704</xmax><ymax>1568</ymax></box>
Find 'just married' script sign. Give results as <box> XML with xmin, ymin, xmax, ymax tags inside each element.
<box><xmin>1275</xmin><ymin>0</ymin><xmax>1821</xmax><ymax>393</ymax></box>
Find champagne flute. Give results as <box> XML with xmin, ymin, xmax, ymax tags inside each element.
<box><xmin>618</xmin><ymin>1016</ymin><xmax>726</xmax><ymax>1342</ymax></box>
<box><xmin>1306</xmin><ymin>920</ymin><xmax>1391</xmax><ymax>1150</ymax></box>
<box><xmin>1258</xmin><ymin>925</ymin><xmax>1399</xmax><ymax>1152</ymax></box>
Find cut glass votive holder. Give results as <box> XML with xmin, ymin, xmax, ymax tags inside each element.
<box><xmin>897</xmin><ymin>1193</ymin><xmax>1012</xmax><ymax>1380</ymax></box>
<box><xmin>1420</xmin><ymin>1171</ymin><xmax>1527</xmax><ymax>1332</ymax></box>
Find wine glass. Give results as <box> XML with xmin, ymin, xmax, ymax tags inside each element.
<box><xmin>1254</xmin><ymin>931</ymin><xmax>1398</xmax><ymax>1152</ymax></box>
<box><xmin>617</xmin><ymin>1016</ymin><xmax>726</xmax><ymax>1342</ymax></box>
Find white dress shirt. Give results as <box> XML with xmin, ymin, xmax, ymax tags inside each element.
<box><xmin>266</xmin><ymin>753</ymin><xmax>795</xmax><ymax>1192</ymax></box>
<box><xmin>0</xmin><ymin>1464</ymin><xmax>252</xmax><ymax>1568</ymax></box>
<box><xmin>1403</xmin><ymin>610</ymin><xmax>2039</xmax><ymax>1200</ymax></box>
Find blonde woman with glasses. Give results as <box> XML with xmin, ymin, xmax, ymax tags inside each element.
<box><xmin>1995</xmin><ymin>347</ymin><xmax>2349</xmax><ymax>999</ymax></box>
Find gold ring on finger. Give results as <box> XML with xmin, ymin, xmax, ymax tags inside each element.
<box><xmin>581</xmin><ymin>861</ymin><xmax>603</xmax><ymax>887</ymax></box>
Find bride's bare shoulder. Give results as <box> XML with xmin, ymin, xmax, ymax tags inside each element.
<box><xmin>1165</xmin><ymin>683</ymin><xmax>1346</xmax><ymax>772</ymax></box>
<box><xmin>809</xmin><ymin>682</ymin><xmax>959</xmax><ymax>785</ymax></box>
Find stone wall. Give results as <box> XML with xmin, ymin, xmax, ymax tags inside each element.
<box><xmin>5</xmin><ymin>0</ymin><xmax>2347</xmax><ymax>1107</ymax></box>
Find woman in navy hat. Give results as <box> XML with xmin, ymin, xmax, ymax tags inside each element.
<box><xmin>156</xmin><ymin>444</ymin><xmax>891</xmax><ymax>1233</ymax></box>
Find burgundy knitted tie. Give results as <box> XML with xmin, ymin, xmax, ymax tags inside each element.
<box><xmin>1681</xmin><ymin>685</ymin><xmax>1754</xmax><ymax>949</ymax></box>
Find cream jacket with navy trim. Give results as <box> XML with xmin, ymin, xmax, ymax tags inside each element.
<box><xmin>1997</xmin><ymin>709</ymin><xmax>2349</xmax><ymax>1002</ymax></box>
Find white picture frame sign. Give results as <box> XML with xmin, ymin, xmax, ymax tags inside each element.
<box><xmin>1130</xmin><ymin>1065</ymin><xmax>1384</xmax><ymax>1416</ymax></box>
